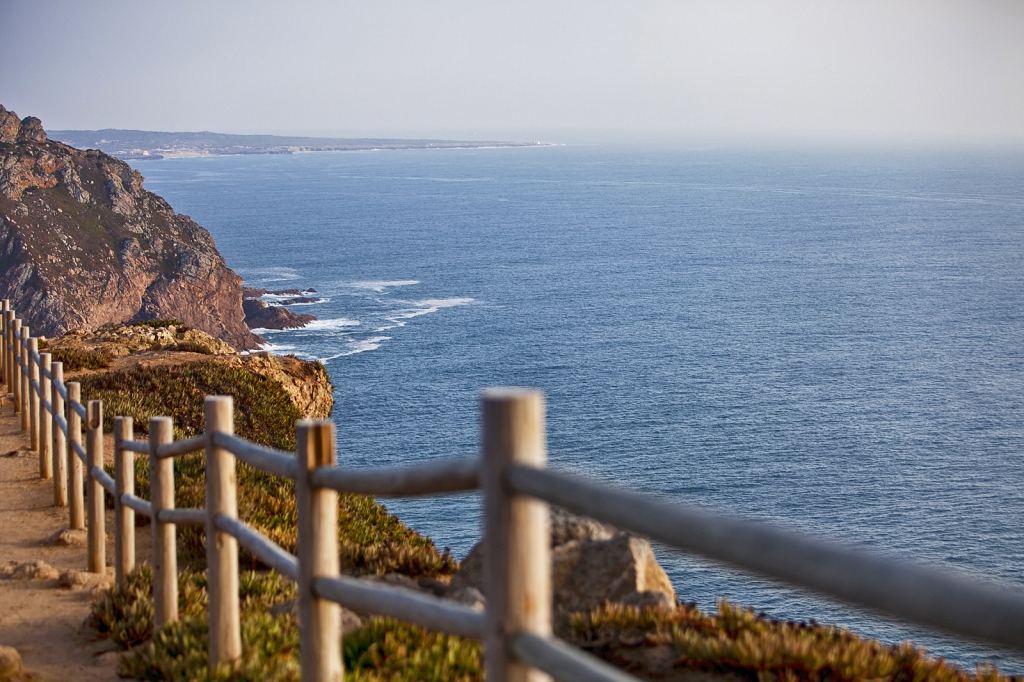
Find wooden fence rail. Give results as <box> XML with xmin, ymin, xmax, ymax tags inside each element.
<box><xmin>3</xmin><ymin>300</ymin><xmax>1024</xmax><ymax>682</ymax></box>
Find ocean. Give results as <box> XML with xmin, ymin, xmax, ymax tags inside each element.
<box><xmin>131</xmin><ymin>144</ymin><xmax>1024</xmax><ymax>672</ymax></box>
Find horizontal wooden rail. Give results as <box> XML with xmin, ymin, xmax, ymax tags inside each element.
<box><xmin>121</xmin><ymin>493</ymin><xmax>153</xmax><ymax>517</ymax></box>
<box><xmin>119</xmin><ymin>439</ymin><xmax>150</xmax><ymax>454</ymax></box>
<box><xmin>311</xmin><ymin>575</ymin><xmax>486</xmax><ymax>639</ymax></box>
<box><xmin>505</xmin><ymin>464</ymin><xmax>1024</xmax><ymax>652</ymax></box>
<box><xmin>71</xmin><ymin>401</ymin><xmax>87</xmax><ymax>420</ymax></box>
<box><xmin>509</xmin><ymin>633</ymin><xmax>637</xmax><ymax>682</ymax></box>
<box><xmin>309</xmin><ymin>457</ymin><xmax>479</xmax><ymax>496</ymax></box>
<box><xmin>214</xmin><ymin>513</ymin><xmax>298</xmax><ymax>580</ymax></box>
<box><xmin>158</xmin><ymin>507</ymin><xmax>206</xmax><ymax>525</ymax></box>
<box><xmin>213</xmin><ymin>432</ymin><xmax>297</xmax><ymax>479</ymax></box>
<box><xmin>91</xmin><ymin>466</ymin><xmax>116</xmax><ymax>495</ymax></box>
<box><xmin>30</xmin><ymin>378</ymin><xmax>40</xmax><ymax>394</ymax></box>
<box><xmin>53</xmin><ymin>378</ymin><xmax>67</xmax><ymax>401</ymax></box>
<box><xmin>71</xmin><ymin>439</ymin><xmax>86</xmax><ymax>462</ymax></box>
<box><xmin>55</xmin><ymin>411</ymin><xmax>68</xmax><ymax>438</ymax></box>
<box><xmin>156</xmin><ymin>434</ymin><xmax>205</xmax><ymax>459</ymax></box>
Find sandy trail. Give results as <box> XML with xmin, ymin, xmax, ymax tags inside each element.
<box><xmin>0</xmin><ymin>392</ymin><xmax>147</xmax><ymax>681</ymax></box>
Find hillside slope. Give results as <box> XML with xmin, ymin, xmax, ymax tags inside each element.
<box><xmin>0</xmin><ymin>105</ymin><xmax>260</xmax><ymax>349</ymax></box>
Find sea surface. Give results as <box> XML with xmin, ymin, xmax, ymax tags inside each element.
<box><xmin>131</xmin><ymin>144</ymin><xmax>1024</xmax><ymax>673</ymax></box>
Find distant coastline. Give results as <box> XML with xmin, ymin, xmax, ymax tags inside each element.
<box><xmin>48</xmin><ymin>128</ymin><xmax>552</xmax><ymax>160</ymax></box>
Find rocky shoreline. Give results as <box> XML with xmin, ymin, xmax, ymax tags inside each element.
<box><xmin>242</xmin><ymin>286</ymin><xmax>321</xmax><ymax>330</ymax></box>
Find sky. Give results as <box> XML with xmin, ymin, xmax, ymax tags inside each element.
<box><xmin>2</xmin><ymin>0</ymin><xmax>1023</xmax><ymax>144</ymax></box>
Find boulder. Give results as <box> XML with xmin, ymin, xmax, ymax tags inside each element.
<box><xmin>0</xmin><ymin>645</ymin><xmax>22</xmax><ymax>681</ymax></box>
<box><xmin>43</xmin><ymin>529</ymin><xmax>87</xmax><ymax>546</ymax></box>
<box><xmin>445</xmin><ymin>509</ymin><xmax>675</xmax><ymax>625</ymax></box>
<box><xmin>0</xmin><ymin>560</ymin><xmax>60</xmax><ymax>580</ymax></box>
<box><xmin>243</xmin><ymin>298</ymin><xmax>316</xmax><ymax>330</ymax></box>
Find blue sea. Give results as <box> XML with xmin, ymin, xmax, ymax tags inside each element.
<box><xmin>131</xmin><ymin>144</ymin><xmax>1024</xmax><ymax>673</ymax></box>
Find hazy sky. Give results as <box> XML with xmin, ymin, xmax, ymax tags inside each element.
<box><xmin>2</xmin><ymin>0</ymin><xmax>1023</xmax><ymax>143</ymax></box>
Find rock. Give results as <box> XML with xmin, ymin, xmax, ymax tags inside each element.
<box><xmin>44</xmin><ymin>529</ymin><xmax>87</xmax><ymax>546</ymax></box>
<box><xmin>236</xmin><ymin>352</ymin><xmax>333</xmax><ymax>418</ymax></box>
<box><xmin>58</xmin><ymin>569</ymin><xmax>92</xmax><ymax>588</ymax></box>
<box><xmin>243</xmin><ymin>298</ymin><xmax>316</xmax><ymax>330</ymax></box>
<box><xmin>446</xmin><ymin>510</ymin><xmax>675</xmax><ymax>625</ymax></box>
<box><xmin>242</xmin><ymin>286</ymin><xmax>267</xmax><ymax>299</ymax></box>
<box><xmin>0</xmin><ymin>104</ymin><xmax>260</xmax><ymax>350</ymax></box>
<box><xmin>1</xmin><ymin>560</ymin><xmax>60</xmax><ymax>580</ymax></box>
<box><xmin>552</xmin><ymin>533</ymin><xmax>675</xmax><ymax>621</ymax></box>
<box><xmin>550</xmin><ymin>507</ymin><xmax>616</xmax><ymax>546</ymax></box>
<box><xmin>268</xmin><ymin>599</ymin><xmax>364</xmax><ymax>634</ymax></box>
<box><xmin>0</xmin><ymin>645</ymin><xmax>22</xmax><ymax>679</ymax></box>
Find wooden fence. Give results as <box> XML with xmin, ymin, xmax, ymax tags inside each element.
<box><xmin>3</xmin><ymin>299</ymin><xmax>1024</xmax><ymax>682</ymax></box>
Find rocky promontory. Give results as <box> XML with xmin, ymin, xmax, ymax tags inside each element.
<box><xmin>0</xmin><ymin>105</ymin><xmax>260</xmax><ymax>350</ymax></box>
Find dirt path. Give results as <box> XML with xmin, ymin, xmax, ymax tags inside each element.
<box><xmin>0</xmin><ymin>393</ymin><xmax>141</xmax><ymax>681</ymax></box>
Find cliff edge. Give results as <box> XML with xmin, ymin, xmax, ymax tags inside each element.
<box><xmin>0</xmin><ymin>105</ymin><xmax>260</xmax><ymax>350</ymax></box>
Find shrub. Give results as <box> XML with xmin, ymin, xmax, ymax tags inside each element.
<box><xmin>569</xmin><ymin>600</ymin><xmax>1013</xmax><ymax>682</ymax></box>
<box><xmin>49</xmin><ymin>346</ymin><xmax>112</xmax><ymax>371</ymax></box>
<box><xmin>132</xmin><ymin>319</ymin><xmax>183</xmax><ymax>329</ymax></box>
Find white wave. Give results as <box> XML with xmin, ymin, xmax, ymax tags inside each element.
<box><xmin>389</xmin><ymin>297</ymin><xmax>474</xmax><ymax>321</ymax></box>
<box><xmin>350</xmin><ymin>280</ymin><xmax>420</xmax><ymax>293</ymax></box>
<box><xmin>265</xmin><ymin>297</ymin><xmax>329</xmax><ymax>306</ymax></box>
<box><xmin>302</xmin><ymin>317</ymin><xmax>361</xmax><ymax>331</ymax></box>
<box><xmin>251</xmin><ymin>317</ymin><xmax>359</xmax><ymax>334</ymax></box>
<box><xmin>242</xmin><ymin>266</ymin><xmax>300</xmax><ymax>283</ymax></box>
<box><xmin>321</xmin><ymin>335</ymin><xmax>391</xmax><ymax>359</ymax></box>
<box><xmin>256</xmin><ymin>341</ymin><xmax>297</xmax><ymax>353</ymax></box>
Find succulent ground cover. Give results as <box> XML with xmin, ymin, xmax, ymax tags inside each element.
<box><xmin>82</xmin><ymin>360</ymin><xmax>1011</xmax><ymax>681</ymax></box>
<box><xmin>569</xmin><ymin>601</ymin><xmax>1014</xmax><ymax>682</ymax></box>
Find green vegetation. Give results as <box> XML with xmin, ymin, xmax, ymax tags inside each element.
<box><xmin>81</xmin><ymin>360</ymin><xmax>455</xmax><ymax>576</ymax></box>
<box><xmin>569</xmin><ymin>601</ymin><xmax>1011</xmax><ymax>682</ymax></box>
<box><xmin>97</xmin><ymin>565</ymin><xmax>479</xmax><ymax>682</ymax></box>
<box><xmin>48</xmin><ymin>346</ymin><xmax>112</xmax><ymax>371</ymax></box>
<box><xmin>84</xmin><ymin>356</ymin><xmax>1008</xmax><ymax>681</ymax></box>
<box><xmin>130</xmin><ymin>318</ymin><xmax>184</xmax><ymax>329</ymax></box>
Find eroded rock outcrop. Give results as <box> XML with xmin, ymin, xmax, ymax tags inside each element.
<box><xmin>0</xmin><ymin>105</ymin><xmax>260</xmax><ymax>349</ymax></box>
<box><xmin>446</xmin><ymin>509</ymin><xmax>676</xmax><ymax>626</ymax></box>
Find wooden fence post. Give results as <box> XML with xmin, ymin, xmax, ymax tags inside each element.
<box><xmin>86</xmin><ymin>400</ymin><xmax>105</xmax><ymax>574</ymax></box>
<box><xmin>51</xmin><ymin>361</ymin><xmax>67</xmax><ymax>507</ymax></box>
<box><xmin>149</xmin><ymin>417</ymin><xmax>178</xmax><ymax>626</ymax></box>
<box><xmin>20</xmin><ymin>326</ymin><xmax>29</xmax><ymax>430</ymax></box>
<box><xmin>11</xmin><ymin>319</ymin><xmax>22</xmax><ymax>413</ymax></box>
<box><xmin>297</xmin><ymin>420</ymin><xmax>342</xmax><ymax>682</ymax></box>
<box><xmin>29</xmin><ymin>337</ymin><xmax>39</xmax><ymax>455</ymax></box>
<box><xmin>67</xmin><ymin>382</ymin><xmax>85</xmax><ymax>530</ymax></box>
<box><xmin>114</xmin><ymin>416</ymin><xmax>135</xmax><ymax>587</ymax></box>
<box><xmin>39</xmin><ymin>352</ymin><xmax>52</xmax><ymax>480</ymax></box>
<box><xmin>481</xmin><ymin>389</ymin><xmax>551</xmax><ymax>682</ymax></box>
<box><xmin>205</xmin><ymin>396</ymin><xmax>241</xmax><ymax>664</ymax></box>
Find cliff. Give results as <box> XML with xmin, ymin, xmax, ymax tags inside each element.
<box><xmin>0</xmin><ymin>105</ymin><xmax>260</xmax><ymax>350</ymax></box>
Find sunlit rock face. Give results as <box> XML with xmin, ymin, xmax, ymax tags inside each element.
<box><xmin>0</xmin><ymin>104</ymin><xmax>260</xmax><ymax>350</ymax></box>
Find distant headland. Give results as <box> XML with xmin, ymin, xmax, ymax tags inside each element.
<box><xmin>48</xmin><ymin>129</ymin><xmax>551</xmax><ymax>160</ymax></box>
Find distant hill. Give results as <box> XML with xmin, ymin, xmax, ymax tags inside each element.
<box><xmin>48</xmin><ymin>129</ymin><xmax>544</xmax><ymax>160</ymax></box>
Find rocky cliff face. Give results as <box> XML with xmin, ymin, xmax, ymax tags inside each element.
<box><xmin>0</xmin><ymin>105</ymin><xmax>260</xmax><ymax>350</ymax></box>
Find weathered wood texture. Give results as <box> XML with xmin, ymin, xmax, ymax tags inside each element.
<box><xmin>150</xmin><ymin>416</ymin><xmax>178</xmax><ymax>626</ymax></box>
<box><xmin>482</xmin><ymin>389</ymin><xmax>552</xmax><ymax>682</ymax></box>
<box><xmin>205</xmin><ymin>396</ymin><xmax>241</xmax><ymax>664</ymax></box>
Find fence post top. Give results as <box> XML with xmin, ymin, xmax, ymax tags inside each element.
<box><xmin>149</xmin><ymin>415</ymin><xmax>173</xmax><ymax>428</ymax></box>
<box><xmin>51</xmin><ymin>361</ymin><xmax>62</xmax><ymax>374</ymax></box>
<box><xmin>1</xmin><ymin>299</ymin><xmax>8</xmax><ymax>310</ymax></box>
<box><xmin>86</xmin><ymin>400</ymin><xmax>102</xmax><ymax>427</ymax></box>
<box><xmin>481</xmin><ymin>387</ymin><xmax>544</xmax><ymax>402</ymax></box>
<box><xmin>114</xmin><ymin>415</ymin><xmax>133</xmax><ymax>428</ymax></box>
<box><xmin>40</xmin><ymin>351</ymin><xmax>50</xmax><ymax>363</ymax></box>
<box><xmin>205</xmin><ymin>395</ymin><xmax>233</xmax><ymax>408</ymax></box>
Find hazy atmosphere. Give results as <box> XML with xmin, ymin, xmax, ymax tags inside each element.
<box><xmin>3</xmin><ymin>0</ymin><xmax>1024</xmax><ymax>143</ymax></box>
